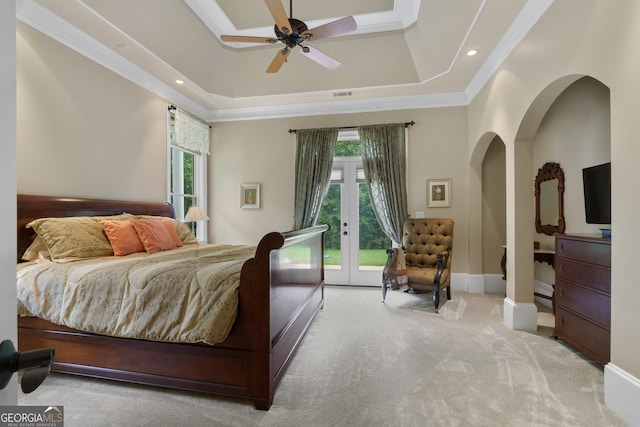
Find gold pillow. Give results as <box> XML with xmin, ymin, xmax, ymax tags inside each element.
<box><xmin>174</xmin><ymin>220</ymin><xmax>198</xmax><ymax>245</ymax></box>
<box><xmin>27</xmin><ymin>216</ymin><xmax>114</xmax><ymax>261</ymax></box>
<box><xmin>21</xmin><ymin>236</ymin><xmax>51</xmax><ymax>261</ymax></box>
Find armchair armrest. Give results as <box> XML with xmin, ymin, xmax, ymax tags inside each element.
<box><xmin>433</xmin><ymin>250</ymin><xmax>450</xmax><ymax>287</ymax></box>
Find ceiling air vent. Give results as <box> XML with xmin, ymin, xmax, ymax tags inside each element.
<box><xmin>333</xmin><ymin>91</ymin><xmax>353</xmax><ymax>97</ymax></box>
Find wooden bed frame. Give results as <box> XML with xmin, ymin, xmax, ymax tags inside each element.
<box><xmin>16</xmin><ymin>194</ymin><xmax>328</xmax><ymax>410</ymax></box>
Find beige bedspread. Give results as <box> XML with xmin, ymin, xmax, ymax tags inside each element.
<box><xmin>17</xmin><ymin>244</ymin><xmax>256</xmax><ymax>345</ymax></box>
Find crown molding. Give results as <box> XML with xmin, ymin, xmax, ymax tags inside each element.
<box><xmin>16</xmin><ymin>0</ymin><xmax>209</xmax><ymax>119</ymax></box>
<box><xmin>207</xmin><ymin>91</ymin><xmax>469</xmax><ymax>122</ymax></box>
<box><xmin>465</xmin><ymin>0</ymin><xmax>554</xmax><ymax>101</ymax></box>
<box><xmin>187</xmin><ymin>0</ymin><xmax>422</xmax><ymax>48</ymax></box>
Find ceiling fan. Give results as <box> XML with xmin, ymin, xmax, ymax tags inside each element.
<box><xmin>220</xmin><ymin>0</ymin><xmax>357</xmax><ymax>73</ymax></box>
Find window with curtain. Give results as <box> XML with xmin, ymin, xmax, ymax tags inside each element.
<box><xmin>167</xmin><ymin>106</ymin><xmax>209</xmax><ymax>240</ymax></box>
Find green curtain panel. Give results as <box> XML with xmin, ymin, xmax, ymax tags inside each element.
<box><xmin>358</xmin><ymin>124</ymin><xmax>408</xmax><ymax>246</ymax></box>
<box><xmin>294</xmin><ymin>128</ymin><xmax>338</xmax><ymax>229</ymax></box>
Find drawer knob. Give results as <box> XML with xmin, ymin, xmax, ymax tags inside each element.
<box><xmin>559</xmin><ymin>264</ymin><xmax>565</xmax><ymax>274</ymax></box>
<box><xmin>559</xmin><ymin>289</ymin><xmax>565</xmax><ymax>297</ymax></box>
<box><xmin>559</xmin><ymin>244</ymin><xmax>565</xmax><ymax>253</ymax></box>
<box><xmin>559</xmin><ymin>317</ymin><xmax>565</xmax><ymax>325</ymax></box>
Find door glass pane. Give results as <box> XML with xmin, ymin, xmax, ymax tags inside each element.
<box><xmin>317</xmin><ymin>183</ymin><xmax>342</xmax><ymax>269</ymax></box>
<box><xmin>358</xmin><ymin>183</ymin><xmax>390</xmax><ymax>269</ymax></box>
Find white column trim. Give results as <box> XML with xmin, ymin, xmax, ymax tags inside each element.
<box><xmin>605</xmin><ymin>363</ymin><xmax>640</xmax><ymax>426</ymax></box>
<box><xmin>503</xmin><ymin>297</ymin><xmax>537</xmax><ymax>331</ymax></box>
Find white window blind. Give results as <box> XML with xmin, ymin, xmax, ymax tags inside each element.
<box><xmin>174</xmin><ymin>108</ymin><xmax>210</xmax><ymax>155</ymax></box>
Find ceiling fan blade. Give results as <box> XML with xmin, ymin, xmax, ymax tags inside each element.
<box><xmin>302</xmin><ymin>16</ymin><xmax>357</xmax><ymax>42</ymax></box>
<box><xmin>300</xmin><ymin>45</ymin><xmax>341</xmax><ymax>70</ymax></box>
<box><xmin>266</xmin><ymin>48</ymin><xmax>291</xmax><ymax>73</ymax></box>
<box><xmin>221</xmin><ymin>35</ymin><xmax>278</xmax><ymax>44</ymax></box>
<box><xmin>265</xmin><ymin>0</ymin><xmax>292</xmax><ymax>35</ymax></box>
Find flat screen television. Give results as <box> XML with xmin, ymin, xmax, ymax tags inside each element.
<box><xmin>582</xmin><ymin>162</ymin><xmax>611</xmax><ymax>225</ymax></box>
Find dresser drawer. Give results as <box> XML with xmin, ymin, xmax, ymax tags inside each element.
<box><xmin>556</xmin><ymin>237</ymin><xmax>611</xmax><ymax>268</ymax></box>
<box><xmin>555</xmin><ymin>258</ymin><xmax>611</xmax><ymax>294</ymax></box>
<box><xmin>555</xmin><ymin>280</ymin><xmax>610</xmax><ymax>327</ymax></box>
<box><xmin>555</xmin><ymin>307</ymin><xmax>610</xmax><ymax>364</ymax></box>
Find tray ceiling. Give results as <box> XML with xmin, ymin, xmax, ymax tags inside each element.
<box><xmin>17</xmin><ymin>0</ymin><xmax>552</xmax><ymax>121</ymax></box>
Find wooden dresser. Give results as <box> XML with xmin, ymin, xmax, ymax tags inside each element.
<box><xmin>554</xmin><ymin>234</ymin><xmax>611</xmax><ymax>364</ymax></box>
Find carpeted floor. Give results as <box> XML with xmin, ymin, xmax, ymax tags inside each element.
<box><xmin>19</xmin><ymin>286</ymin><xmax>626</xmax><ymax>426</ymax></box>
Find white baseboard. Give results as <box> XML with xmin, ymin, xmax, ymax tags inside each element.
<box><xmin>503</xmin><ymin>297</ymin><xmax>537</xmax><ymax>331</ymax></box>
<box><xmin>534</xmin><ymin>280</ymin><xmax>553</xmax><ymax>309</ymax></box>
<box><xmin>467</xmin><ymin>274</ymin><xmax>485</xmax><ymax>293</ymax></box>
<box><xmin>450</xmin><ymin>273</ymin><xmax>468</xmax><ymax>293</ymax></box>
<box><xmin>484</xmin><ymin>273</ymin><xmax>506</xmax><ymax>294</ymax></box>
<box><xmin>605</xmin><ymin>363</ymin><xmax>640</xmax><ymax>426</ymax></box>
<box><xmin>450</xmin><ymin>273</ymin><xmax>505</xmax><ymax>294</ymax></box>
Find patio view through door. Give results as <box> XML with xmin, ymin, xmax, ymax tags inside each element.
<box><xmin>317</xmin><ymin>141</ymin><xmax>390</xmax><ymax>286</ymax></box>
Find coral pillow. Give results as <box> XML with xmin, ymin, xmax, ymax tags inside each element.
<box><xmin>100</xmin><ymin>219</ymin><xmax>145</xmax><ymax>256</ymax></box>
<box><xmin>131</xmin><ymin>219</ymin><xmax>181</xmax><ymax>253</ymax></box>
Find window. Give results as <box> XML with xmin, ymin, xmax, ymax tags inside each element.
<box><xmin>167</xmin><ymin>107</ymin><xmax>209</xmax><ymax>241</ymax></box>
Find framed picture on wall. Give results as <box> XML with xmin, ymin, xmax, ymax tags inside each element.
<box><xmin>241</xmin><ymin>183</ymin><xmax>260</xmax><ymax>209</ymax></box>
<box><xmin>427</xmin><ymin>179</ymin><xmax>451</xmax><ymax>207</ymax></box>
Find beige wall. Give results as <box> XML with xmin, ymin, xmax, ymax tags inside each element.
<box><xmin>17</xmin><ymin>22</ymin><xmax>168</xmax><ymax>202</ymax></box>
<box><xmin>467</xmin><ymin>0</ymin><xmax>640</xmax><ymax>381</ymax></box>
<box><xmin>1</xmin><ymin>0</ymin><xmax>17</xmax><ymax>405</ymax></box>
<box><xmin>531</xmin><ymin>77</ymin><xmax>610</xmax><ymax>286</ymax></box>
<box><xmin>210</xmin><ymin>107</ymin><xmax>469</xmax><ymax>273</ymax></box>
<box><xmin>482</xmin><ymin>137</ymin><xmax>505</xmax><ymax>274</ymax></box>
<box><xmin>533</xmin><ymin>77</ymin><xmax>611</xmax><ymax>248</ymax></box>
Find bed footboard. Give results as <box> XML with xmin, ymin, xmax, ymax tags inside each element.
<box><xmin>239</xmin><ymin>224</ymin><xmax>329</xmax><ymax>409</ymax></box>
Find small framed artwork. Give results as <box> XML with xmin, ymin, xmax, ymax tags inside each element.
<box><xmin>427</xmin><ymin>179</ymin><xmax>451</xmax><ymax>207</ymax></box>
<box><xmin>241</xmin><ymin>183</ymin><xmax>260</xmax><ymax>209</ymax></box>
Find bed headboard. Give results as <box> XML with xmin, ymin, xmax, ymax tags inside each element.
<box><xmin>17</xmin><ymin>194</ymin><xmax>175</xmax><ymax>262</ymax></box>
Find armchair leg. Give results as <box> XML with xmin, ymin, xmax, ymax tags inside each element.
<box><xmin>433</xmin><ymin>284</ymin><xmax>440</xmax><ymax>314</ymax></box>
<box><xmin>381</xmin><ymin>272</ymin><xmax>388</xmax><ymax>303</ymax></box>
<box><xmin>446</xmin><ymin>285</ymin><xmax>451</xmax><ymax>300</ymax></box>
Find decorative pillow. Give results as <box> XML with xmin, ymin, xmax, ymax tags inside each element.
<box><xmin>27</xmin><ymin>217</ymin><xmax>114</xmax><ymax>261</ymax></box>
<box><xmin>161</xmin><ymin>218</ymin><xmax>184</xmax><ymax>248</ymax></box>
<box><xmin>21</xmin><ymin>236</ymin><xmax>51</xmax><ymax>261</ymax></box>
<box><xmin>100</xmin><ymin>219</ymin><xmax>145</xmax><ymax>256</ymax></box>
<box><xmin>136</xmin><ymin>215</ymin><xmax>198</xmax><ymax>245</ymax></box>
<box><xmin>92</xmin><ymin>212</ymin><xmax>136</xmax><ymax>221</ymax></box>
<box><xmin>174</xmin><ymin>220</ymin><xmax>198</xmax><ymax>245</ymax></box>
<box><xmin>131</xmin><ymin>219</ymin><xmax>180</xmax><ymax>253</ymax></box>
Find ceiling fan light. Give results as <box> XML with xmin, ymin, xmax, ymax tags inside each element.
<box><xmin>466</xmin><ymin>49</ymin><xmax>478</xmax><ymax>56</ymax></box>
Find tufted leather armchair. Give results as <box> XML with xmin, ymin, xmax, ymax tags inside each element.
<box><xmin>382</xmin><ymin>218</ymin><xmax>454</xmax><ymax>313</ymax></box>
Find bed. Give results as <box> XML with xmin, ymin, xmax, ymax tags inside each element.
<box><xmin>16</xmin><ymin>194</ymin><xmax>328</xmax><ymax>410</ymax></box>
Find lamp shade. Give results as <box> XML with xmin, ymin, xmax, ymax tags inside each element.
<box><xmin>184</xmin><ymin>206</ymin><xmax>209</xmax><ymax>222</ymax></box>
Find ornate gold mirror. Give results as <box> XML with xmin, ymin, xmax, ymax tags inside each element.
<box><xmin>535</xmin><ymin>162</ymin><xmax>565</xmax><ymax>235</ymax></box>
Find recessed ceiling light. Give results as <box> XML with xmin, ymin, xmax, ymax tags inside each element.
<box><xmin>466</xmin><ymin>49</ymin><xmax>478</xmax><ymax>56</ymax></box>
<box><xmin>175</xmin><ymin>79</ymin><xmax>184</xmax><ymax>85</ymax></box>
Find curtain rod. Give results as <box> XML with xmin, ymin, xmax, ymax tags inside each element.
<box><xmin>288</xmin><ymin>121</ymin><xmax>415</xmax><ymax>134</ymax></box>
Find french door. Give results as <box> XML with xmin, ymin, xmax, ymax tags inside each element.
<box><xmin>319</xmin><ymin>157</ymin><xmax>390</xmax><ymax>286</ymax></box>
